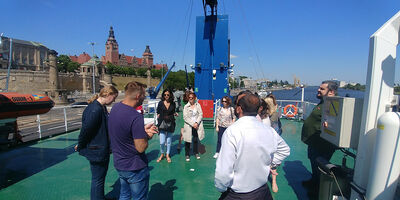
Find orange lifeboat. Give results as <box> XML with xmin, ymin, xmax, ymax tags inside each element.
<box><xmin>0</xmin><ymin>92</ymin><xmax>54</xmax><ymax>119</ymax></box>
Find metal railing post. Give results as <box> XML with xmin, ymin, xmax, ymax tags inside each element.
<box><xmin>63</xmin><ymin>107</ymin><xmax>68</xmax><ymax>132</ymax></box>
<box><xmin>213</xmin><ymin>99</ymin><xmax>221</xmax><ymax>128</ymax></box>
<box><xmin>37</xmin><ymin>114</ymin><xmax>41</xmax><ymax>139</ymax></box>
<box><xmin>301</xmin><ymin>87</ymin><xmax>305</xmax><ymax>119</ymax></box>
<box><xmin>153</xmin><ymin>102</ymin><xmax>157</xmax><ymax>125</ymax></box>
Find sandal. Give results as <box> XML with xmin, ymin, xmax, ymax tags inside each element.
<box><xmin>157</xmin><ymin>154</ymin><xmax>164</xmax><ymax>163</ymax></box>
<box><xmin>166</xmin><ymin>154</ymin><xmax>172</xmax><ymax>163</ymax></box>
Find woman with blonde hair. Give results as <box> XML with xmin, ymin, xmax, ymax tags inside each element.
<box><xmin>182</xmin><ymin>92</ymin><xmax>204</xmax><ymax>161</ymax></box>
<box><xmin>264</xmin><ymin>94</ymin><xmax>282</xmax><ymax>193</ymax></box>
<box><xmin>265</xmin><ymin>94</ymin><xmax>282</xmax><ymax>135</ymax></box>
<box><xmin>75</xmin><ymin>86</ymin><xmax>118</xmax><ymax>200</ymax></box>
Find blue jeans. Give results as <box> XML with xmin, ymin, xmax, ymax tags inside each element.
<box><xmin>216</xmin><ymin>126</ymin><xmax>227</xmax><ymax>153</ymax></box>
<box><xmin>159</xmin><ymin>131</ymin><xmax>172</xmax><ymax>155</ymax></box>
<box><xmin>89</xmin><ymin>159</ymin><xmax>109</xmax><ymax>200</ymax></box>
<box><xmin>117</xmin><ymin>167</ymin><xmax>150</xmax><ymax>200</ymax></box>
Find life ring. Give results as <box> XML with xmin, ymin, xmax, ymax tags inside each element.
<box><xmin>283</xmin><ymin>104</ymin><xmax>298</xmax><ymax>118</ymax></box>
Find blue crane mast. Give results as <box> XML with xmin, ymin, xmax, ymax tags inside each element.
<box><xmin>195</xmin><ymin>0</ymin><xmax>231</xmax><ymax>101</ymax></box>
<box><xmin>148</xmin><ymin>62</ymin><xmax>175</xmax><ymax>99</ymax></box>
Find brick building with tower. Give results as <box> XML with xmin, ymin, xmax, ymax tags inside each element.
<box><xmin>70</xmin><ymin>26</ymin><xmax>167</xmax><ymax>70</ymax></box>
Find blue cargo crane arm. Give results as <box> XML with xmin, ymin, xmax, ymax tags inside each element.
<box><xmin>150</xmin><ymin>62</ymin><xmax>175</xmax><ymax>99</ymax></box>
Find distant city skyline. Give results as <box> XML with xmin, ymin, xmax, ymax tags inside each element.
<box><xmin>2</xmin><ymin>0</ymin><xmax>400</xmax><ymax>85</ymax></box>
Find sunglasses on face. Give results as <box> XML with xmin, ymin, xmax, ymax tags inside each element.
<box><xmin>164</xmin><ymin>94</ymin><xmax>170</xmax><ymax>96</ymax></box>
<box><xmin>189</xmin><ymin>97</ymin><xmax>195</xmax><ymax>100</ymax></box>
<box><xmin>222</xmin><ymin>101</ymin><xmax>227</xmax><ymax>103</ymax></box>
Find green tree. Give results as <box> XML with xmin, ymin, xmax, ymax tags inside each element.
<box><xmin>229</xmin><ymin>78</ymin><xmax>238</xmax><ymax>89</ymax></box>
<box><xmin>127</xmin><ymin>67</ymin><xmax>135</xmax><ymax>76</ymax></box>
<box><xmin>240</xmin><ymin>80</ymin><xmax>245</xmax><ymax>88</ymax></box>
<box><xmin>151</xmin><ymin>69</ymin><xmax>162</xmax><ymax>78</ymax></box>
<box><xmin>163</xmin><ymin>70</ymin><xmax>194</xmax><ymax>91</ymax></box>
<box><xmin>57</xmin><ymin>55</ymin><xmax>72</xmax><ymax>72</ymax></box>
<box><xmin>137</xmin><ymin>68</ymin><xmax>148</xmax><ymax>77</ymax></box>
<box><xmin>395</xmin><ymin>85</ymin><xmax>400</xmax><ymax>94</ymax></box>
<box><xmin>67</xmin><ymin>62</ymin><xmax>80</xmax><ymax>72</ymax></box>
<box><xmin>343</xmin><ymin>83</ymin><xmax>365</xmax><ymax>91</ymax></box>
<box><xmin>105</xmin><ymin>62</ymin><xmax>117</xmax><ymax>74</ymax></box>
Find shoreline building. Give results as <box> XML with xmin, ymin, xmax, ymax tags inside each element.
<box><xmin>70</xmin><ymin>26</ymin><xmax>167</xmax><ymax>71</ymax></box>
<box><xmin>0</xmin><ymin>37</ymin><xmax>50</xmax><ymax>71</ymax></box>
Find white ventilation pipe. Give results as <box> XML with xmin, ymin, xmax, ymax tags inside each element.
<box><xmin>351</xmin><ymin>11</ymin><xmax>400</xmax><ymax>199</ymax></box>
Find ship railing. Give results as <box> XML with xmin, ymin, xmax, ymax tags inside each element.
<box><xmin>14</xmin><ymin>101</ymin><xmax>159</xmax><ymax>143</ymax></box>
<box><xmin>212</xmin><ymin>99</ymin><xmax>317</xmax><ymax>126</ymax></box>
<box><xmin>213</xmin><ymin>99</ymin><xmax>222</xmax><ymax>127</ymax></box>
<box><xmin>275</xmin><ymin>100</ymin><xmax>317</xmax><ymax>120</ymax></box>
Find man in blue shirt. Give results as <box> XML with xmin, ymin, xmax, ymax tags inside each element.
<box><xmin>108</xmin><ymin>81</ymin><xmax>157</xmax><ymax>200</ymax></box>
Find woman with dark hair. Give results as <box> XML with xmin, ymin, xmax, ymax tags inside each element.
<box><xmin>75</xmin><ymin>85</ymin><xmax>118</xmax><ymax>200</ymax></box>
<box><xmin>257</xmin><ymin>98</ymin><xmax>271</xmax><ymax>126</ymax></box>
<box><xmin>156</xmin><ymin>89</ymin><xmax>178</xmax><ymax>163</ymax></box>
<box><xmin>214</xmin><ymin>96</ymin><xmax>235</xmax><ymax>159</ymax></box>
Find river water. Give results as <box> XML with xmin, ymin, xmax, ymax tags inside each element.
<box><xmin>269</xmin><ymin>86</ymin><xmax>365</xmax><ymax>104</ymax></box>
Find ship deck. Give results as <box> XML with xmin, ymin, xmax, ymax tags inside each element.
<box><xmin>0</xmin><ymin>116</ymin><xmax>353</xmax><ymax>200</ymax></box>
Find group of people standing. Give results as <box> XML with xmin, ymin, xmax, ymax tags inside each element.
<box><xmin>214</xmin><ymin>93</ymin><xmax>286</xmax><ymax>198</ymax></box>
<box><xmin>75</xmin><ymin>80</ymin><xmax>304</xmax><ymax>200</ymax></box>
<box><xmin>215</xmin><ymin>91</ymin><xmax>290</xmax><ymax>200</ymax></box>
<box><xmin>75</xmin><ymin>83</ymin><xmax>207</xmax><ymax>200</ymax></box>
<box><xmin>76</xmin><ymin>82</ymin><xmax>158</xmax><ymax>200</ymax></box>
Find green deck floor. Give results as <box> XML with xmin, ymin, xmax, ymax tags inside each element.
<box><xmin>0</xmin><ymin>117</ymin><xmax>354</xmax><ymax>200</ymax></box>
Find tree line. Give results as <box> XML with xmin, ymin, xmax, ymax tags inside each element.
<box><xmin>56</xmin><ymin>55</ymin><xmax>195</xmax><ymax>91</ymax></box>
<box><xmin>56</xmin><ymin>55</ymin><xmax>80</xmax><ymax>73</ymax></box>
<box><xmin>343</xmin><ymin>83</ymin><xmax>365</xmax><ymax>91</ymax></box>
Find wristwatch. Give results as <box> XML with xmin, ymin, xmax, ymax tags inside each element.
<box><xmin>271</xmin><ymin>163</ymin><xmax>279</xmax><ymax>170</ymax></box>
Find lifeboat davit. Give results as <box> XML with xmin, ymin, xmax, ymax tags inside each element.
<box><xmin>0</xmin><ymin>92</ymin><xmax>54</xmax><ymax>119</ymax></box>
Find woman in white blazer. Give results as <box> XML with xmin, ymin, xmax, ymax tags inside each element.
<box><xmin>182</xmin><ymin>92</ymin><xmax>205</xmax><ymax>162</ymax></box>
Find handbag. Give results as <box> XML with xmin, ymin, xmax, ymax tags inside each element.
<box><xmin>159</xmin><ymin>120</ymin><xmax>172</xmax><ymax>130</ymax></box>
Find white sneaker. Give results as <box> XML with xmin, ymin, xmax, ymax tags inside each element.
<box><xmin>185</xmin><ymin>156</ymin><xmax>190</xmax><ymax>162</ymax></box>
<box><xmin>196</xmin><ymin>154</ymin><xmax>201</xmax><ymax>160</ymax></box>
<box><xmin>213</xmin><ymin>153</ymin><xmax>219</xmax><ymax>159</ymax></box>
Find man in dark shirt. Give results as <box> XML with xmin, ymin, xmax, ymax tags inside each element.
<box><xmin>108</xmin><ymin>81</ymin><xmax>157</xmax><ymax>200</ymax></box>
<box><xmin>301</xmin><ymin>80</ymin><xmax>338</xmax><ymax>191</ymax></box>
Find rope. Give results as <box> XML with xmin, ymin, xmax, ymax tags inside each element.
<box><xmin>330</xmin><ymin>171</ymin><xmax>345</xmax><ymax>199</ymax></box>
<box><xmin>236</xmin><ymin>0</ymin><xmax>266</xmax><ymax>80</ymax></box>
<box><xmin>181</xmin><ymin>0</ymin><xmax>194</xmax><ymax>66</ymax></box>
<box><xmin>168</xmin><ymin>0</ymin><xmax>193</xmax><ymax>68</ymax></box>
<box><xmin>222</xmin><ymin>0</ymin><xmax>226</xmax><ymax>15</ymax></box>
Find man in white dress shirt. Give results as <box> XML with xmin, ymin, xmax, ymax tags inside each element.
<box><xmin>215</xmin><ymin>92</ymin><xmax>290</xmax><ymax>200</ymax></box>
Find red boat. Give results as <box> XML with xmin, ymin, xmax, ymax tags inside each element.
<box><xmin>0</xmin><ymin>92</ymin><xmax>54</xmax><ymax>119</ymax></box>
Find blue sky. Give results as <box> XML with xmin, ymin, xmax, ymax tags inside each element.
<box><xmin>2</xmin><ymin>0</ymin><xmax>400</xmax><ymax>85</ymax></box>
